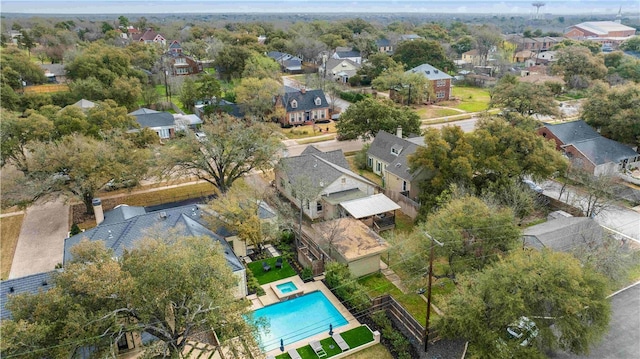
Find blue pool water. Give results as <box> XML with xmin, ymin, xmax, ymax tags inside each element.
<box><xmin>276</xmin><ymin>281</ymin><xmax>298</xmax><ymax>294</ymax></box>
<box><xmin>252</xmin><ymin>291</ymin><xmax>348</xmax><ymax>351</ymax></box>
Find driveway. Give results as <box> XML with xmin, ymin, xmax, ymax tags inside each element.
<box><xmin>541</xmin><ymin>180</ymin><xmax>640</xmax><ymax>243</ymax></box>
<box><xmin>549</xmin><ymin>281</ymin><xmax>640</xmax><ymax>359</ymax></box>
<box><xmin>10</xmin><ymin>196</ymin><xmax>68</xmax><ymax>279</ymax></box>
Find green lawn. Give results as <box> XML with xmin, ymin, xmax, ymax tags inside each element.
<box><xmin>358</xmin><ymin>273</ymin><xmax>429</xmax><ymax>326</ymax></box>
<box><xmin>275</xmin><ymin>325</ymin><xmax>375</xmax><ymax>359</ymax></box>
<box><xmin>247</xmin><ymin>256</ymin><xmax>297</xmax><ymax>285</ymax></box>
<box><xmin>448</xmin><ymin>86</ymin><xmax>491</xmax><ymax>112</ymax></box>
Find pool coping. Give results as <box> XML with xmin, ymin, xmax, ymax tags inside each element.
<box><xmin>251</xmin><ymin>275</ymin><xmax>361</xmax><ymax>356</ymax></box>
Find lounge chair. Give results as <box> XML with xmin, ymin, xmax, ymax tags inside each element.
<box><xmin>309</xmin><ymin>340</ymin><xmax>327</xmax><ymax>358</ymax></box>
<box><xmin>332</xmin><ymin>332</ymin><xmax>350</xmax><ymax>351</ymax></box>
<box><xmin>287</xmin><ymin>348</ymin><xmax>302</xmax><ymax>359</ymax></box>
<box><xmin>262</xmin><ymin>261</ymin><xmax>271</xmax><ymax>272</ymax></box>
<box><xmin>275</xmin><ymin>257</ymin><xmax>283</xmax><ymax>269</ymax></box>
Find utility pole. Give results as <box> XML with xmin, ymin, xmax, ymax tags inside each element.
<box><xmin>424</xmin><ymin>232</ymin><xmax>444</xmax><ymax>353</ymax></box>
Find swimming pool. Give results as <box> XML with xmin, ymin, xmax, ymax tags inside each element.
<box><xmin>276</xmin><ymin>281</ymin><xmax>298</xmax><ymax>294</ymax></box>
<box><xmin>252</xmin><ymin>291</ymin><xmax>348</xmax><ymax>352</ymax></box>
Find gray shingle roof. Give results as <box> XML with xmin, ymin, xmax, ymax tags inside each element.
<box><xmin>385</xmin><ymin>144</ymin><xmax>421</xmax><ymax>181</ymax></box>
<box><xmin>568</xmin><ymin>136</ymin><xmax>639</xmax><ymax>165</ymax></box>
<box><xmin>282</xmin><ymin>89</ymin><xmax>329</xmax><ymax>113</ymax></box>
<box><xmin>1</xmin><ymin>271</ymin><xmax>54</xmax><ymax>320</ymax></box>
<box><xmin>280</xmin><ymin>146</ymin><xmax>372</xmax><ymax>196</ymax></box>
<box><xmin>335</xmin><ymin>50</ymin><xmax>361</xmax><ymax>58</ymax></box>
<box><xmin>523</xmin><ymin>217</ymin><xmax>603</xmax><ymax>251</ymax></box>
<box><xmin>368</xmin><ymin>130</ymin><xmax>421</xmax><ymax>164</ymax></box>
<box><xmin>132</xmin><ymin>111</ymin><xmax>175</xmax><ymax>128</ymax></box>
<box><xmin>376</xmin><ymin>38</ymin><xmax>391</xmax><ymax>47</ymax></box>
<box><xmin>544</xmin><ymin>120</ymin><xmax>599</xmax><ymax>144</ymax></box>
<box><xmin>406</xmin><ymin>63</ymin><xmax>453</xmax><ymax>80</ymax></box>
<box><xmin>64</xmin><ymin>205</ymin><xmax>243</xmax><ymax>272</ymax></box>
<box><xmin>101</xmin><ymin>205</ymin><xmax>147</xmax><ymax>225</ymax></box>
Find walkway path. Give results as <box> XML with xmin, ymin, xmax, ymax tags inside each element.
<box><xmin>10</xmin><ymin>196</ymin><xmax>68</xmax><ymax>279</ymax></box>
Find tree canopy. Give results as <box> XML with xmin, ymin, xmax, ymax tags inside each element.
<box><xmin>336</xmin><ymin>97</ymin><xmax>421</xmax><ymax>140</ymax></box>
<box><xmin>392</xmin><ymin>38</ymin><xmax>455</xmax><ymax>72</ymax></box>
<box><xmin>489</xmin><ymin>75</ymin><xmax>560</xmax><ymax>117</ymax></box>
<box><xmin>581</xmin><ymin>82</ymin><xmax>640</xmax><ymax>147</ymax></box>
<box><xmin>438</xmin><ymin>249</ymin><xmax>610</xmax><ymax>358</ymax></box>
<box><xmin>160</xmin><ymin>116</ymin><xmax>283</xmax><ymax>193</ymax></box>
<box><xmin>551</xmin><ymin>46</ymin><xmax>607</xmax><ymax>89</ymax></box>
<box><xmin>1</xmin><ymin>236</ymin><xmax>256</xmax><ymax>358</ymax></box>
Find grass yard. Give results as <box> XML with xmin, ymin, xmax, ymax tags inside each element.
<box><xmin>415</xmin><ymin>107</ymin><xmax>463</xmax><ymax>119</ymax></box>
<box><xmin>282</xmin><ymin>122</ymin><xmax>337</xmax><ymax>139</ymax></box>
<box><xmin>247</xmin><ymin>256</ymin><xmax>297</xmax><ymax>285</ymax></box>
<box><xmin>358</xmin><ymin>273</ymin><xmax>429</xmax><ymax>326</ymax></box>
<box><xmin>343</xmin><ymin>344</ymin><xmax>393</xmax><ymax>359</ymax></box>
<box><xmin>445</xmin><ymin>86</ymin><xmax>491</xmax><ymax>112</ymax></box>
<box><xmin>0</xmin><ymin>214</ymin><xmax>24</xmax><ymax>280</ymax></box>
<box><xmin>393</xmin><ymin>212</ymin><xmax>415</xmax><ymax>233</ymax></box>
<box><xmin>275</xmin><ymin>325</ymin><xmax>375</xmax><ymax>359</ymax></box>
<box><xmin>345</xmin><ymin>156</ymin><xmax>383</xmax><ymax>187</ymax></box>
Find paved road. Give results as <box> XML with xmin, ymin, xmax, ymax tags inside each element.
<box><xmin>10</xmin><ymin>196</ymin><xmax>68</xmax><ymax>279</ymax></box>
<box><xmin>549</xmin><ymin>281</ymin><xmax>640</xmax><ymax>359</ymax></box>
<box><xmin>541</xmin><ymin>180</ymin><xmax>640</xmax><ymax>243</ymax></box>
<box><xmin>425</xmin><ymin>117</ymin><xmax>478</xmax><ymax>133</ymax></box>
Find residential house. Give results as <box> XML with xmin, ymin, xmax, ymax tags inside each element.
<box><xmin>523</xmin><ymin>216</ymin><xmax>604</xmax><ymax>251</ymax></box>
<box><xmin>564</xmin><ymin>21</ymin><xmax>636</xmax><ymax>47</ymax></box>
<box><xmin>72</xmin><ymin>98</ymin><xmax>96</xmax><ymax>111</ymax></box>
<box><xmin>535</xmin><ymin>50</ymin><xmax>557</xmax><ymax>65</ymax></box>
<box><xmin>40</xmin><ymin>63</ymin><xmax>66</xmax><ymax>83</ymax></box>
<box><xmin>129</xmin><ymin>108</ymin><xmax>176</xmax><ymax>139</ymax></box>
<box><xmin>310</xmin><ymin>218</ymin><xmax>389</xmax><ymax>277</ymax></box>
<box><xmin>376</xmin><ymin>38</ymin><xmax>393</xmax><ymax>53</ymax></box>
<box><xmin>165</xmin><ymin>52</ymin><xmax>203</xmax><ymax>76</ymax></box>
<box><xmin>1</xmin><ymin>271</ymin><xmax>54</xmax><ymax>320</ymax></box>
<box><xmin>367</xmin><ymin>129</ymin><xmax>427</xmax><ymax>218</ymax></box>
<box><xmin>461</xmin><ymin>49</ymin><xmax>482</xmax><ymax>66</ymax></box>
<box><xmin>64</xmin><ymin>203</ymin><xmax>247</xmax><ymax>299</ymax></box>
<box><xmin>275</xmin><ymin>87</ymin><xmax>329</xmax><ymax>127</ymax></box>
<box><xmin>506</xmin><ymin>34</ymin><xmax>564</xmax><ymax>53</ymax></box>
<box><xmin>538</xmin><ymin>120</ymin><xmax>640</xmax><ymax>176</ymax></box>
<box><xmin>194</xmin><ymin>99</ymin><xmax>244</xmax><ymax>119</ymax></box>
<box><xmin>173</xmin><ymin>113</ymin><xmax>202</xmax><ymax>131</ymax></box>
<box><xmin>398</xmin><ymin>34</ymin><xmax>423</xmax><ymax>42</ymax></box>
<box><xmin>406</xmin><ymin>63</ymin><xmax>453</xmax><ymax>102</ymax></box>
<box><xmin>319</xmin><ymin>58</ymin><xmax>361</xmax><ymax>84</ymax></box>
<box><xmin>168</xmin><ymin>40</ymin><xmax>182</xmax><ymax>54</ymax></box>
<box><xmin>267</xmin><ymin>51</ymin><xmax>302</xmax><ymax>73</ymax></box>
<box><xmin>275</xmin><ymin>146</ymin><xmax>378</xmax><ymax>220</ymax></box>
<box><xmin>332</xmin><ymin>47</ymin><xmax>362</xmax><ymax>64</ymax></box>
<box><xmin>132</xmin><ymin>28</ymin><xmax>166</xmax><ymax>46</ymax></box>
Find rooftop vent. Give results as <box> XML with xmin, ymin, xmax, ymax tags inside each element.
<box><xmin>434</xmin><ymin>70</ymin><xmax>439</xmax><ymax>73</ymax></box>
<box><xmin>426</xmin><ymin>70</ymin><xmax>431</xmax><ymax>74</ymax></box>
<box><xmin>159</xmin><ymin>212</ymin><xmax>168</xmax><ymax>220</ymax></box>
<box><xmin>42</xmin><ymin>280</ymin><xmax>48</xmax><ymax>286</ymax></box>
<box><xmin>9</xmin><ymin>287</ymin><xmax>14</xmax><ymax>293</ymax></box>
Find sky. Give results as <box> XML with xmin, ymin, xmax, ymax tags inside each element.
<box><xmin>1</xmin><ymin>0</ymin><xmax>638</xmax><ymax>15</ymax></box>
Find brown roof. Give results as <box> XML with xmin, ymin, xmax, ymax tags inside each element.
<box><xmin>311</xmin><ymin>218</ymin><xmax>388</xmax><ymax>261</ymax></box>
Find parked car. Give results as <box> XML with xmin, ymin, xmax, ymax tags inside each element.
<box><xmin>522</xmin><ymin>179</ymin><xmax>543</xmax><ymax>194</ymax></box>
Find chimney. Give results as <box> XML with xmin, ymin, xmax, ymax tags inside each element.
<box><xmin>300</xmin><ymin>87</ymin><xmax>306</xmax><ymax>94</ymax></box>
<box><xmin>397</xmin><ymin>126</ymin><xmax>403</xmax><ymax>138</ymax></box>
<box><xmin>92</xmin><ymin>198</ymin><xmax>104</xmax><ymax>225</ymax></box>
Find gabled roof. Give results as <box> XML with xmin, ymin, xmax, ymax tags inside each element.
<box><xmin>385</xmin><ymin>144</ymin><xmax>421</xmax><ymax>181</ymax></box>
<box><xmin>368</xmin><ymin>130</ymin><xmax>424</xmax><ymax>165</ymax></box>
<box><xmin>565</xmin><ymin>137</ymin><xmax>639</xmax><ymax>166</ymax></box>
<box><xmin>324</xmin><ymin>58</ymin><xmax>361</xmax><ymax>73</ymax></box>
<box><xmin>406</xmin><ymin>63</ymin><xmax>452</xmax><ymax>80</ymax></box>
<box><xmin>130</xmin><ymin>110</ymin><xmax>175</xmax><ymax>128</ymax></box>
<box><xmin>399</xmin><ymin>34</ymin><xmax>422</xmax><ymax>41</ymax></box>
<box><xmin>40</xmin><ymin>63</ymin><xmax>65</xmax><ymax>76</ymax></box>
<box><xmin>138</xmin><ymin>29</ymin><xmax>164</xmax><ymax>41</ymax></box>
<box><xmin>523</xmin><ymin>217</ymin><xmax>603</xmax><ymax>251</ymax></box>
<box><xmin>267</xmin><ymin>51</ymin><xmax>292</xmax><ymax>62</ymax></box>
<box><xmin>169</xmin><ymin>40</ymin><xmax>181</xmax><ymax>49</ymax></box>
<box><xmin>543</xmin><ymin>120</ymin><xmax>601</xmax><ymax>144</ymax></box>
<box><xmin>279</xmin><ymin>146</ymin><xmax>374</xmax><ymax>196</ymax></box>
<box><xmin>64</xmin><ymin>204</ymin><xmax>244</xmax><ymax>273</ymax></box>
<box><xmin>282</xmin><ymin>89</ymin><xmax>329</xmax><ymax>112</ymax></box>
<box><xmin>129</xmin><ymin>108</ymin><xmax>160</xmax><ymax>115</ymax></box>
<box><xmin>72</xmin><ymin>99</ymin><xmax>96</xmax><ymax>110</ymax></box>
<box><xmin>335</xmin><ymin>49</ymin><xmax>361</xmax><ymax>58</ymax></box>
<box><xmin>1</xmin><ymin>271</ymin><xmax>55</xmax><ymax>320</ymax></box>
<box><xmin>376</xmin><ymin>38</ymin><xmax>391</xmax><ymax>47</ymax></box>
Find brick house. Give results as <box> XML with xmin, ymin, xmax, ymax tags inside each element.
<box><xmin>275</xmin><ymin>87</ymin><xmax>329</xmax><ymax>127</ymax></box>
<box><xmin>405</xmin><ymin>63</ymin><xmax>453</xmax><ymax>102</ymax></box>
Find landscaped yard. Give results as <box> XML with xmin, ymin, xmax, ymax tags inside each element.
<box><xmin>415</xmin><ymin>107</ymin><xmax>463</xmax><ymax>119</ymax></box>
<box><xmin>444</xmin><ymin>86</ymin><xmax>491</xmax><ymax>112</ymax></box>
<box><xmin>358</xmin><ymin>273</ymin><xmax>429</xmax><ymax>326</ymax></box>
<box><xmin>345</xmin><ymin>156</ymin><xmax>383</xmax><ymax>187</ymax></box>
<box><xmin>275</xmin><ymin>325</ymin><xmax>375</xmax><ymax>359</ymax></box>
<box><xmin>0</xmin><ymin>214</ymin><xmax>23</xmax><ymax>280</ymax></box>
<box><xmin>282</xmin><ymin>122</ymin><xmax>337</xmax><ymax>140</ymax></box>
<box><xmin>342</xmin><ymin>344</ymin><xmax>393</xmax><ymax>359</ymax></box>
<box><xmin>247</xmin><ymin>256</ymin><xmax>297</xmax><ymax>285</ymax></box>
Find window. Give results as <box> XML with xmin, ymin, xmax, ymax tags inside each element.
<box><xmin>436</xmin><ymin>79</ymin><xmax>446</xmax><ymax>87</ymax></box>
<box><xmin>376</xmin><ymin>162</ymin><xmax>382</xmax><ymax>172</ymax></box>
<box><xmin>341</xmin><ymin>177</ymin><xmax>346</xmax><ymax>184</ymax></box>
<box><xmin>290</xmin><ymin>114</ymin><xmax>295</xmax><ymax>122</ymax></box>
<box><xmin>176</xmin><ymin>68</ymin><xmax>188</xmax><ymax>75</ymax></box>
<box><xmin>368</xmin><ymin>157</ymin><xmax>373</xmax><ymax>167</ymax></box>
<box><xmin>402</xmin><ymin>180</ymin><xmax>408</xmax><ymax>191</ymax></box>
<box><xmin>317</xmin><ymin>202</ymin><xmax>323</xmax><ymax>212</ymax></box>
<box><xmin>291</xmin><ymin>100</ymin><xmax>298</xmax><ymax>108</ymax></box>
<box><xmin>315</xmin><ymin>97</ymin><xmax>322</xmax><ymax>106</ymax></box>
<box><xmin>158</xmin><ymin>128</ymin><xmax>170</xmax><ymax>139</ymax></box>
<box><xmin>436</xmin><ymin>91</ymin><xmax>446</xmax><ymax>99</ymax></box>
<box><xmin>321</xmin><ymin>111</ymin><xmax>325</xmax><ymax>119</ymax></box>
<box><xmin>175</xmin><ymin>58</ymin><xmax>186</xmax><ymax>64</ymax></box>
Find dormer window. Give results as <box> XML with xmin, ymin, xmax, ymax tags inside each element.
<box><xmin>391</xmin><ymin>145</ymin><xmax>403</xmax><ymax>156</ymax></box>
<box><xmin>291</xmin><ymin>100</ymin><xmax>298</xmax><ymax>108</ymax></box>
<box><xmin>314</xmin><ymin>97</ymin><xmax>321</xmax><ymax>106</ymax></box>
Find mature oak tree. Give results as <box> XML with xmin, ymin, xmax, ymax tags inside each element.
<box><xmin>393</xmin><ymin>38</ymin><xmax>455</xmax><ymax>72</ymax></box>
<box><xmin>0</xmin><ymin>109</ymin><xmax>54</xmax><ymax>174</ymax></box>
<box><xmin>235</xmin><ymin>77</ymin><xmax>282</xmax><ymax>120</ymax></box>
<box><xmin>489</xmin><ymin>75</ymin><xmax>560</xmax><ymax>117</ymax></box>
<box><xmin>438</xmin><ymin>249</ymin><xmax>610</xmax><ymax>359</ymax></box>
<box><xmin>551</xmin><ymin>46</ymin><xmax>607</xmax><ymax>89</ymax></box>
<box><xmin>161</xmin><ymin>115</ymin><xmax>283</xmax><ymax>194</ymax></box>
<box><xmin>1</xmin><ymin>236</ymin><xmax>257</xmax><ymax>358</ymax></box>
<box><xmin>336</xmin><ymin>97</ymin><xmax>421</xmax><ymax>140</ymax></box>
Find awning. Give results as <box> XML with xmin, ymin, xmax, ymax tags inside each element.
<box><xmin>340</xmin><ymin>193</ymin><xmax>401</xmax><ymax>219</ymax></box>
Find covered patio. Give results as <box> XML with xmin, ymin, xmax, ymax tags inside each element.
<box><xmin>339</xmin><ymin>193</ymin><xmax>401</xmax><ymax>232</ymax></box>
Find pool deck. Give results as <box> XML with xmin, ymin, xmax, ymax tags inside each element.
<box><xmin>251</xmin><ymin>275</ymin><xmax>361</xmax><ymax>357</ymax></box>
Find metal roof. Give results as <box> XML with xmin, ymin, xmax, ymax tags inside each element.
<box><xmin>340</xmin><ymin>193</ymin><xmax>400</xmax><ymax>219</ymax></box>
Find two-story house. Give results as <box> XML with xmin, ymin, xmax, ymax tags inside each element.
<box><xmin>332</xmin><ymin>47</ymin><xmax>362</xmax><ymax>64</ymax></box>
<box><xmin>406</xmin><ymin>63</ymin><xmax>453</xmax><ymax>102</ymax></box>
<box><xmin>319</xmin><ymin>58</ymin><xmax>361</xmax><ymax>84</ymax></box>
<box><xmin>267</xmin><ymin>51</ymin><xmax>302</xmax><ymax>73</ymax></box>
<box><xmin>276</xmin><ymin>87</ymin><xmax>330</xmax><ymax>127</ymax></box>
<box><xmin>376</xmin><ymin>38</ymin><xmax>393</xmax><ymax>53</ymax></box>
<box><xmin>132</xmin><ymin>28</ymin><xmax>166</xmax><ymax>46</ymax></box>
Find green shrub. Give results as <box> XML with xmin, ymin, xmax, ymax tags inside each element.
<box><xmin>301</xmin><ymin>267</ymin><xmax>313</xmax><ymax>281</ymax></box>
<box><xmin>70</xmin><ymin>223</ymin><xmax>82</xmax><ymax>236</ymax></box>
<box><xmin>325</xmin><ymin>262</ymin><xmax>371</xmax><ymax>312</ymax></box>
<box><xmin>246</xmin><ymin>267</ymin><xmax>265</xmax><ymax>296</ymax></box>
<box><xmin>338</xmin><ymin>91</ymin><xmax>371</xmax><ymax>103</ymax></box>
<box><xmin>354</xmin><ymin>143</ymin><xmax>370</xmax><ymax>170</ymax></box>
